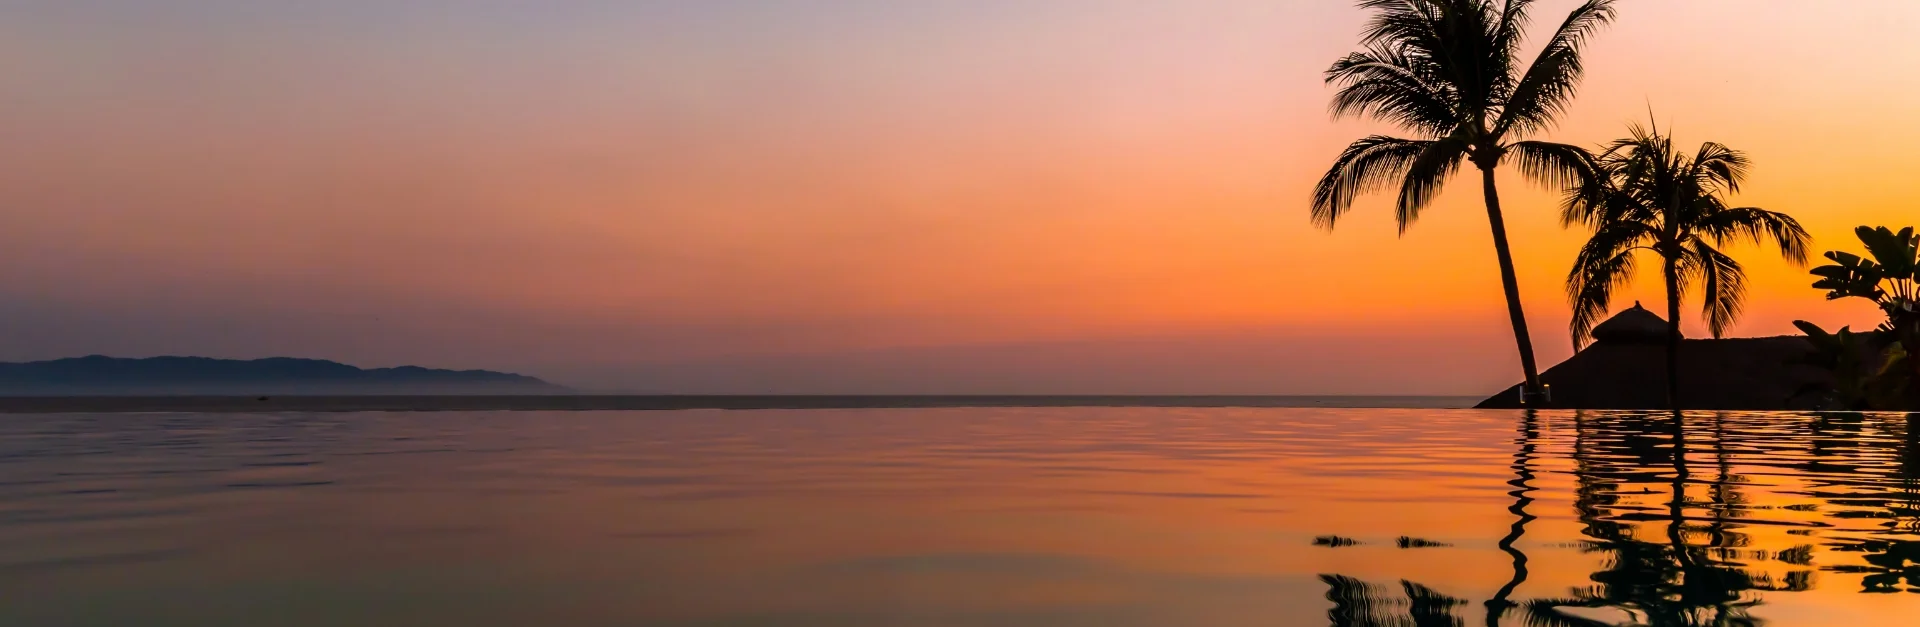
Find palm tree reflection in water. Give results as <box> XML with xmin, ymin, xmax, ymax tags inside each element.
<box><xmin>1319</xmin><ymin>411</ymin><xmax>1920</xmax><ymax>626</ymax></box>
<box><xmin>1812</xmin><ymin>413</ymin><xmax>1920</xmax><ymax>593</ymax></box>
<box><xmin>1320</xmin><ymin>411</ymin><xmax>1539</xmax><ymax>627</ymax></box>
<box><xmin>1485</xmin><ymin>410</ymin><xmax>1539</xmax><ymax>626</ymax></box>
<box><xmin>1520</xmin><ymin>416</ymin><xmax>1758</xmax><ymax>625</ymax></box>
<box><xmin>1324</xmin><ymin>575</ymin><xmax>1471</xmax><ymax>627</ymax></box>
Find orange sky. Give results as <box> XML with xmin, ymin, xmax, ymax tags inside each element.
<box><xmin>0</xmin><ymin>1</ymin><xmax>1913</xmax><ymax>393</ymax></box>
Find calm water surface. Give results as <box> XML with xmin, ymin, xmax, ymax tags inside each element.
<box><xmin>1</xmin><ymin>408</ymin><xmax>1915</xmax><ymax>626</ymax></box>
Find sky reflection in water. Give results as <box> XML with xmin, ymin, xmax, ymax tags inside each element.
<box><xmin>0</xmin><ymin>408</ymin><xmax>1915</xmax><ymax>626</ymax></box>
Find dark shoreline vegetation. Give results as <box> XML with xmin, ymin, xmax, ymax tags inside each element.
<box><xmin>1476</xmin><ymin>316</ymin><xmax>1831</xmax><ymax>410</ymax></box>
<box><xmin>1313</xmin><ymin>0</ymin><xmax>1918</xmax><ymax>411</ymax></box>
<box><xmin>1475</xmin><ymin>226</ymin><xmax>1920</xmax><ymax>411</ymax></box>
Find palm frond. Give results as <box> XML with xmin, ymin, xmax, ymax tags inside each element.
<box><xmin>1690</xmin><ymin>141</ymin><xmax>1750</xmax><ymax>195</ymax></box>
<box><xmin>1355</xmin><ymin>0</ymin><xmax>1461</xmax><ymax>93</ymax></box>
<box><xmin>1395</xmin><ymin>138</ymin><xmax>1470</xmax><ymax>232</ymax></box>
<box><xmin>1596</xmin><ymin>121</ymin><xmax>1663</xmax><ymax>161</ymax></box>
<box><xmin>1568</xmin><ymin>221</ymin><xmax>1653</xmax><ymax>346</ymax></box>
<box><xmin>1496</xmin><ymin>0</ymin><xmax>1617</xmax><ymax>137</ymax></box>
<box><xmin>1312</xmin><ymin>135</ymin><xmax>1435</xmax><ymax>230</ymax></box>
<box><xmin>1558</xmin><ymin>157</ymin><xmax>1625</xmax><ymax>229</ymax></box>
<box><xmin>1686</xmin><ymin>239</ymin><xmax>1748</xmax><ymax>338</ymax></box>
<box><xmin>1347</xmin><ymin>0</ymin><xmax>1530</xmax><ymax>136</ymax></box>
<box><xmin>1327</xmin><ymin>45</ymin><xmax>1460</xmax><ymax>135</ymax></box>
<box><xmin>1357</xmin><ymin>0</ymin><xmax>1447</xmax><ymax>49</ymax></box>
<box><xmin>1697</xmin><ymin>206</ymin><xmax>1811</xmax><ymax>265</ymax></box>
<box><xmin>1509</xmin><ymin>140</ymin><xmax>1600</xmax><ymax>194</ymax></box>
<box><xmin>1492</xmin><ymin>0</ymin><xmax>1538</xmax><ymax>65</ymax></box>
<box><xmin>1588</xmin><ymin>124</ymin><xmax>1673</xmax><ymax>225</ymax></box>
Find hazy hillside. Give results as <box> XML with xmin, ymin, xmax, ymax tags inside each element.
<box><xmin>0</xmin><ymin>356</ymin><xmax>568</xmax><ymax>396</ymax></box>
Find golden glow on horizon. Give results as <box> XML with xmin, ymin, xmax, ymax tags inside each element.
<box><xmin>0</xmin><ymin>1</ymin><xmax>1915</xmax><ymax>390</ymax></box>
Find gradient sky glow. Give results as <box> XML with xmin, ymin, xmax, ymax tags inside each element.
<box><xmin>2</xmin><ymin>1</ymin><xmax>1915</xmax><ymax>393</ymax></box>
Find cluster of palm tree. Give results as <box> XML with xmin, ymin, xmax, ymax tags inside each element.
<box><xmin>1313</xmin><ymin>0</ymin><xmax>1813</xmax><ymax>410</ymax></box>
<box><xmin>1560</xmin><ymin>126</ymin><xmax>1809</xmax><ymax>408</ymax></box>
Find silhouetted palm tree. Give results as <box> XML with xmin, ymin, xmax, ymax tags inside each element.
<box><xmin>1564</xmin><ymin>125</ymin><xmax>1809</xmax><ymax>409</ymax></box>
<box><xmin>1313</xmin><ymin>0</ymin><xmax>1616</xmax><ymax>404</ymax></box>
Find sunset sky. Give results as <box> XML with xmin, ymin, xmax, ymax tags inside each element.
<box><xmin>1</xmin><ymin>1</ymin><xmax>1914</xmax><ymax>394</ymax></box>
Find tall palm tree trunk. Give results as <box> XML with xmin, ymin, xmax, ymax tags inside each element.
<box><xmin>1480</xmin><ymin>167</ymin><xmax>1544</xmax><ymax>404</ymax></box>
<box><xmin>1664</xmin><ymin>257</ymin><xmax>1682</xmax><ymax>410</ymax></box>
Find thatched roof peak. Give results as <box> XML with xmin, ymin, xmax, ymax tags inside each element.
<box><xmin>1592</xmin><ymin>302</ymin><xmax>1675</xmax><ymax>345</ymax></box>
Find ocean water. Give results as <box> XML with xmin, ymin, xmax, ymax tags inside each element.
<box><xmin>0</xmin><ymin>408</ymin><xmax>1914</xmax><ymax>626</ymax></box>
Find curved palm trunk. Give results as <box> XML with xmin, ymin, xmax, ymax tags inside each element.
<box><xmin>1483</xmin><ymin>410</ymin><xmax>1538</xmax><ymax>627</ymax></box>
<box><xmin>1479</xmin><ymin>167</ymin><xmax>1544</xmax><ymax>404</ymax></box>
<box><xmin>1663</xmin><ymin>257</ymin><xmax>1682</xmax><ymax>410</ymax></box>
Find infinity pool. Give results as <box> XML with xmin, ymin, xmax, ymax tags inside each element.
<box><xmin>2</xmin><ymin>408</ymin><xmax>1914</xmax><ymax>625</ymax></box>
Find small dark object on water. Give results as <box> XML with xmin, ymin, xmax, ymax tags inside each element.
<box><xmin>257</xmin><ymin>396</ymin><xmax>270</xmax><ymax>401</ymax></box>
<box><xmin>1313</xmin><ymin>535</ymin><xmax>1360</xmax><ymax>547</ymax></box>
<box><xmin>1397</xmin><ymin>536</ymin><xmax>1451</xmax><ymax>548</ymax></box>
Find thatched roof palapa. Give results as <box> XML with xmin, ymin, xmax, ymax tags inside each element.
<box><xmin>1590</xmin><ymin>302</ymin><xmax>1676</xmax><ymax>345</ymax></box>
<box><xmin>1478</xmin><ymin>305</ymin><xmax>1827</xmax><ymax>410</ymax></box>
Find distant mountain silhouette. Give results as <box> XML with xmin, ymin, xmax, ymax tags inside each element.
<box><xmin>0</xmin><ymin>356</ymin><xmax>568</xmax><ymax>396</ymax></box>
